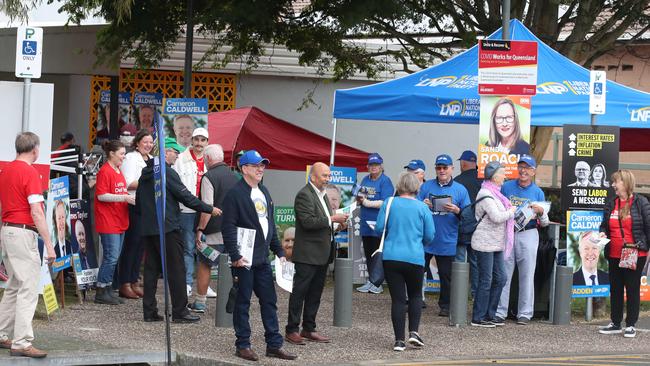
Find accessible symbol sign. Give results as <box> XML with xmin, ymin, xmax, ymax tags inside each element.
<box><xmin>15</xmin><ymin>26</ymin><xmax>43</xmax><ymax>79</ymax></box>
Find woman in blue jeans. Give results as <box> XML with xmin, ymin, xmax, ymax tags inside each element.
<box><xmin>470</xmin><ymin>161</ymin><xmax>516</xmax><ymax>327</ymax></box>
<box><xmin>94</xmin><ymin>140</ymin><xmax>136</xmax><ymax>305</ymax></box>
<box><xmin>376</xmin><ymin>172</ymin><xmax>435</xmax><ymax>351</ymax></box>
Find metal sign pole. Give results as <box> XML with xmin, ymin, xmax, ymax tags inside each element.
<box><xmin>22</xmin><ymin>78</ymin><xmax>31</xmax><ymax>131</ymax></box>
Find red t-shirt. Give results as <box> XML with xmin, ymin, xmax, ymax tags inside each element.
<box><xmin>609</xmin><ymin>196</ymin><xmax>647</xmax><ymax>258</ymax></box>
<box><xmin>94</xmin><ymin>163</ymin><xmax>129</xmax><ymax>234</ymax></box>
<box><xmin>0</xmin><ymin>160</ymin><xmax>44</xmax><ymax>226</ymax></box>
<box><xmin>190</xmin><ymin>150</ymin><xmax>205</xmax><ymax>196</ymax></box>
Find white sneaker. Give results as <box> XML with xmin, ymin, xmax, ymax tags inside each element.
<box><xmin>369</xmin><ymin>284</ymin><xmax>383</xmax><ymax>294</ymax></box>
<box><xmin>186</xmin><ymin>285</ymin><xmax>192</xmax><ymax>297</ymax></box>
<box><xmin>356</xmin><ymin>281</ymin><xmax>372</xmax><ymax>293</ymax></box>
<box><xmin>624</xmin><ymin>326</ymin><xmax>636</xmax><ymax>338</ymax></box>
<box><xmin>206</xmin><ymin>286</ymin><xmax>217</xmax><ymax>298</ymax></box>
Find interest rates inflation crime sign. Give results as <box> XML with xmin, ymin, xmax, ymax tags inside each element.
<box><xmin>478</xmin><ymin>40</ymin><xmax>538</xmax><ymax>96</ymax></box>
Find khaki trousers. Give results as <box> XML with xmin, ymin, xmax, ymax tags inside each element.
<box><xmin>0</xmin><ymin>226</ymin><xmax>41</xmax><ymax>349</ymax></box>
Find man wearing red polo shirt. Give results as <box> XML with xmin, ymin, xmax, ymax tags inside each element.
<box><xmin>0</xmin><ymin>132</ymin><xmax>56</xmax><ymax>358</ymax></box>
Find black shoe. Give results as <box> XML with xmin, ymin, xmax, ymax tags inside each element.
<box><xmin>438</xmin><ymin>309</ymin><xmax>449</xmax><ymax>317</ymax></box>
<box><xmin>108</xmin><ymin>289</ymin><xmax>126</xmax><ymax>304</ymax></box>
<box><xmin>516</xmin><ymin>317</ymin><xmax>529</xmax><ymax>325</ymax></box>
<box><xmin>491</xmin><ymin>317</ymin><xmax>505</xmax><ymax>326</ymax></box>
<box><xmin>470</xmin><ymin>320</ymin><xmax>496</xmax><ymax>328</ymax></box>
<box><xmin>172</xmin><ymin>313</ymin><xmax>200</xmax><ymax>323</ymax></box>
<box><xmin>599</xmin><ymin>322</ymin><xmax>622</xmax><ymax>334</ymax></box>
<box><xmin>266</xmin><ymin>347</ymin><xmax>297</xmax><ymax>360</ymax></box>
<box><xmin>393</xmin><ymin>340</ymin><xmax>406</xmax><ymax>351</ymax></box>
<box><xmin>144</xmin><ymin>313</ymin><xmax>164</xmax><ymax>322</ymax></box>
<box><xmin>94</xmin><ymin>287</ymin><xmax>120</xmax><ymax>305</ymax></box>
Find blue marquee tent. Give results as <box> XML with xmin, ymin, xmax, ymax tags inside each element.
<box><xmin>333</xmin><ymin>19</ymin><xmax>650</xmax><ymax>130</ymax></box>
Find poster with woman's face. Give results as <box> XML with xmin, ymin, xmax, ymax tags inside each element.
<box><xmin>477</xmin><ymin>96</ymin><xmax>532</xmax><ymax>178</ymax></box>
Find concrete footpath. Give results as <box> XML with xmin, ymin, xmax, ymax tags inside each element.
<box><xmin>2</xmin><ymin>283</ymin><xmax>649</xmax><ymax>365</ymax></box>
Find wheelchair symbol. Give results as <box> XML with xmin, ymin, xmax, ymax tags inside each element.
<box><xmin>22</xmin><ymin>41</ymin><xmax>37</xmax><ymax>56</ymax></box>
<box><xmin>593</xmin><ymin>82</ymin><xmax>603</xmax><ymax>95</ymax></box>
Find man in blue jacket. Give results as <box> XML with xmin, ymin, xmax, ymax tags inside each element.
<box><xmin>222</xmin><ymin>150</ymin><xmax>296</xmax><ymax>362</ymax></box>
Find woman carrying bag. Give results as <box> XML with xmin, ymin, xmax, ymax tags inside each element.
<box><xmin>375</xmin><ymin>172</ymin><xmax>435</xmax><ymax>351</ymax></box>
<box><xmin>599</xmin><ymin>170</ymin><xmax>650</xmax><ymax>338</ymax></box>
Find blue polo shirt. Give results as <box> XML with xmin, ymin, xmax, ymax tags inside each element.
<box><xmin>501</xmin><ymin>180</ymin><xmax>545</xmax><ymax>231</ymax></box>
<box><xmin>417</xmin><ymin>178</ymin><xmax>470</xmax><ymax>255</ymax></box>
<box><xmin>359</xmin><ymin>173</ymin><xmax>394</xmax><ymax>237</ymax></box>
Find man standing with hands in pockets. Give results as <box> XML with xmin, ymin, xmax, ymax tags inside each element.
<box><xmin>222</xmin><ymin>150</ymin><xmax>296</xmax><ymax>362</ymax></box>
<box><xmin>0</xmin><ymin>132</ymin><xmax>56</xmax><ymax>358</ymax></box>
<box><xmin>285</xmin><ymin>163</ymin><xmax>349</xmax><ymax>345</ymax></box>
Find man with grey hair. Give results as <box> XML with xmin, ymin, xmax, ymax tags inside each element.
<box><xmin>0</xmin><ymin>132</ymin><xmax>56</xmax><ymax>358</ymax></box>
<box><xmin>190</xmin><ymin>144</ymin><xmax>239</xmax><ymax>313</ymax></box>
<box><xmin>568</xmin><ymin>161</ymin><xmax>591</xmax><ymax>187</ymax></box>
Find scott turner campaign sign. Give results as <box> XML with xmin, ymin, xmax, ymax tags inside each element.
<box><xmin>561</xmin><ymin>125</ymin><xmax>619</xmax><ymax>212</ymax></box>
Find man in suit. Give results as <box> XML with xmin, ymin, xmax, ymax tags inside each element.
<box><xmin>573</xmin><ymin>231</ymin><xmax>609</xmax><ymax>285</ymax></box>
<box><xmin>285</xmin><ymin>162</ymin><xmax>349</xmax><ymax>345</ymax></box>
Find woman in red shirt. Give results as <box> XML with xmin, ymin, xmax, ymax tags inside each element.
<box><xmin>94</xmin><ymin>140</ymin><xmax>135</xmax><ymax>305</ymax></box>
<box><xmin>598</xmin><ymin>170</ymin><xmax>650</xmax><ymax>338</ymax></box>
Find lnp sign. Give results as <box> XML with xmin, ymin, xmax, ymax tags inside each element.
<box><xmin>589</xmin><ymin>71</ymin><xmax>607</xmax><ymax>115</ymax></box>
<box><xmin>15</xmin><ymin>26</ymin><xmax>43</xmax><ymax>78</ymax></box>
<box><xmin>478</xmin><ymin>40</ymin><xmax>538</xmax><ymax>96</ymax></box>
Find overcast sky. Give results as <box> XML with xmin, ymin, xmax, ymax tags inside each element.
<box><xmin>0</xmin><ymin>1</ymin><xmax>105</xmax><ymax>28</ymax></box>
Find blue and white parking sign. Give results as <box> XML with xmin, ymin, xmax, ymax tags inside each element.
<box><xmin>15</xmin><ymin>26</ymin><xmax>43</xmax><ymax>78</ymax></box>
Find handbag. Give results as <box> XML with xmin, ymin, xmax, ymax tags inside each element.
<box><xmin>617</xmin><ymin>204</ymin><xmax>638</xmax><ymax>270</ymax></box>
<box><xmin>368</xmin><ymin>197</ymin><xmax>394</xmax><ymax>287</ymax></box>
<box><xmin>225</xmin><ymin>276</ymin><xmax>239</xmax><ymax>314</ymax></box>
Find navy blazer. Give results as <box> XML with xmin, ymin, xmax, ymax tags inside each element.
<box><xmin>222</xmin><ymin>179</ymin><xmax>284</xmax><ymax>266</ymax></box>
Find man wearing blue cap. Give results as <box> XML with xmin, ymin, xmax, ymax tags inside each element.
<box><xmin>221</xmin><ymin>150</ymin><xmax>296</xmax><ymax>361</ymax></box>
<box><xmin>356</xmin><ymin>153</ymin><xmax>394</xmax><ymax>294</ymax></box>
<box><xmin>404</xmin><ymin>159</ymin><xmax>426</xmax><ymax>186</ymax></box>
<box><xmin>417</xmin><ymin>154</ymin><xmax>471</xmax><ymax>317</ymax></box>
<box><xmin>454</xmin><ymin>150</ymin><xmax>482</xmax><ymax>295</ymax></box>
<box><xmin>495</xmin><ymin>155</ymin><xmax>549</xmax><ymax>326</ymax></box>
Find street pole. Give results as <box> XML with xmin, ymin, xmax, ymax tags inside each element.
<box><xmin>183</xmin><ymin>0</ymin><xmax>194</xmax><ymax>98</ymax></box>
<box><xmin>21</xmin><ymin>78</ymin><xmax>31</xmax><ymax>131</ymax></box>
<box><xmin>502</xmin><ymin>0</ymin><xmax>511</xmax><ymax>40</ymax></box>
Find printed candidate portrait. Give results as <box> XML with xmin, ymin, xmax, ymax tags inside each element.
<box><xmin>568</xmin><ymin>161</ymin><xmax>591</xmax><ymax>187</ymax></box>
<box><xmin>51</xmin><ymin>199</ymin><xmax>72</xmax><ymax>260</ymax></box>
<box><xmin>281</xmin><ymin>227</ymin><xmax>295</xmax><ymax>262</ymax></box>
<box><xmin>571</xmin><ymin>231</ymin><xmax>609</xmax><ymax>286</ymax></box>
<box><xmin>135</xmin><ymin>105</ymin><xmax>156</xmax><ymax>134</ymax></box>
<box><xmin>588</xmin><ymin>163</ymin><xmax>610</xmax><ymax>188</ymax></box>
<box><xmin>484</xmin><ymin>97</ymin><xmax>530</xmax><ymax>156</ymax></box>
<box><xmin>163</xmin><ymin>113</ymin><xmax>207</xmax><ymax>148</ymax></box>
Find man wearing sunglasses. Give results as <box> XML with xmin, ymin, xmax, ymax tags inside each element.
<box><xmin>417</xmin><ymin>154</ymin><xmax>471</xmax><ymax>317</ymax></box>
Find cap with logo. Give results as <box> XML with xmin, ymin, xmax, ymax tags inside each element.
<box><xmin>192</xmin><ymin>127</ymin><xmax>209</xmax><ymax>139</ymax></box>
<box><xmin>518</xmin><ymin>154</ymin><xmax>537</xmax><ymax>169</ymax></box>
<box><xmin>404</xmin><ymin>159</ymin><xmax>426</xmax><ymax>171</ymax></box>
<box><xmin>239</xmin><ymin>150</ymin><xmax>270</xmax><ymax>166</ymax></box>
<box><xmin>458</xmin><ymin>150</ymin><xmax>477</xmax><ymax>163</ymax></box>
<box><xmin>368</xmin><ymin>153</ymin><xmax>383</xmax><ymax>165</ymax></box>
<box><xmin>164</xmin><ymin>137</ymin><xmax>185</xmax><ymax>153</ymax></box>
<box><xmin>435</xmin><ymin>154</ymin><xmax>453</xmax><ymax>166</ymax></box>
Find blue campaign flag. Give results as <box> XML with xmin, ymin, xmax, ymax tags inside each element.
<box><xmin>334</xmin><ymin>19</ymin><xmax>650</xmax><ymax>128</ymax></box>
<box><xmin>153</xmin><ymin>111</ymin><xmax>166</xmax><ymax>242</ymax></box>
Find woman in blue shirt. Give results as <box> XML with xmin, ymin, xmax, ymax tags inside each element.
<box><xmin>376</xmin><ymin>172</ymin><xmax>435</xmax><ymax>351</ymax></box>
<box><xmin>357</xmin><ymin>153</ymin><xmax>394</xmax><ymax>294</ymax></box>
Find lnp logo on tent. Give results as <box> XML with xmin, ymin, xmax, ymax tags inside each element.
<box><xmin>437</xmin><ymin>99</ymin><xmax>479</xmax><ymax>118</ymax></box>
<box><xmin>629</xmin><ymin>106</ymin><xmax>650</xmax><ymax>123</ymax></box>
<box><xmin>415</xmin><ymin>76</ymin><xmax>457</xmax><ymax>87</ymax></box>
<box><xmin>537</xmin><ymin>81</ymin><xmax>590</xmax><ymax>95</ymax></box>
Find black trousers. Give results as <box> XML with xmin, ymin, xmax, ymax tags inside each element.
<box><xmin>362</xmin><ymin>236</ymin><xmax>381</xmax><ymax>274</ymax></box>
<box><xmin>142</xmin><ymin>230</ymin><xmax>189</xmax><ymax>319</ymax></box>
<box><xmin>608</xmin><ymin>255</ymin><xmax>647</xmax><ymax>327</ymax></box>
<box><xmin>384</xmin><ymin>260</ymin><xmax>424</xmax><ymax>341</ymax></box>
<box><xmin>286</xmin><ymin>262</ymin><xmax>328</xmax><ymax>333</ymax></box>
<box><xmin>117</xmin><ymin>205</ymin><xmax>144</xmax><ymax>285</ymax></box>
<box><xmin>425</xmin><ymin>253</ymin><xmax>453</xmax><ymax>311</ymax></box>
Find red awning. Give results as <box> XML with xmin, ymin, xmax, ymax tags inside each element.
<box><xmin>207</xmin><ymin>106</ymin><xmax>370</xmax><ymax>171</ymax></box>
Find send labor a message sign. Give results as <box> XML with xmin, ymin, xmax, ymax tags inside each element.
<box><xmin>478</xmin><ymin>40</ymin><xmax>538</xmax><ymax>96</ymax></box>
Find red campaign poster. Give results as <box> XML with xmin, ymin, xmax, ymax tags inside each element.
<box><xmin>478</xmin><ymin>40</ymin><xmax>538</xmax><ymax>96</ymax></box>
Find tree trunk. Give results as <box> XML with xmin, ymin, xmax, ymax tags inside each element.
<box><xmin>529</xmin><ymin>126</ymin><xmax>554</xmax><ymax>164</ymax></box>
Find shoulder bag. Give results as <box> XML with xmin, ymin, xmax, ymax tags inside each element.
<box><xmin>618</xmin><ymin>202</ymin><xmax>639</xmax><ymax>270</ymax></box>
<box><xmin>368</xmin><ymin>197</ymin><xmax>394</xmax><ymax>287</ymax></box>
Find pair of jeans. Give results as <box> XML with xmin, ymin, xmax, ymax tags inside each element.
<box><xmin>142</xmin><ymin>230</ymin><xmax>189</xmax><ymax>319</ymax></box>
<box><xmin>117</xmin><ymin>205</ymin><xmax>144</xmax><ymax>285</ymax></box>
<box><xmin>286</xmin><ymin>262</ymin><xmax>328</xmax><ymax>334</ymax></box>
<box><xmin>455</xmin><ymin>244</ymin><xmax>467</xmax><ymax>262</ymax></box>
<box><xmin>362</xmin><ymin>236</ymin><xmax>381</xmax><ymax>276</ymax></box>
<box><xmin>472</xmin><ymin>250</ymin><xmax>507</xmax><ymax>323</ymax></box>
<box><xmin>496</xmin><ymin>228</ymin><xmax>538</xmax><ymax>320</ymax></box>
<box><xmin>232</xmin><ymin>263</ymin><xmax>283</xmax><ymax>350</ymax></box>
<box><xmin>608</xmin><ymin>255</ymin><xmax>647</xmax><ymax>327</ymax></box>
<box><xmin>467</xmin><ymin>245</ymin><xmax>479</xmax><ymax>298</ymax></box>
<box><xmin>97</xmin><ymin>233</ymin><xmax>125</xmax><ymax>287</ymax></box>
<box><xmin>179</xmin><ymin>212</ymin><xmax>197</xmax><ymax>286</ymax></box>
<box><xmin>383</xmin><ymin>260</ymin><xmax>424</xmax><ymax>341</ymax></box>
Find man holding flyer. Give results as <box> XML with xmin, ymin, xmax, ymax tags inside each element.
<box><xmin>222</xmin><ymin>150</ymin><xmax>296</xmax><ymax>362</ymax></box>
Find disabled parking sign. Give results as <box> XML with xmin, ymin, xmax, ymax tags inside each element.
<box><xmin>15</xmin><ymin>26</ymin><xmax>43</xmax><ymax>78</ymax></box>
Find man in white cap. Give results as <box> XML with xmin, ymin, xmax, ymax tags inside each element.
<box><xmin>173</xmin><ymin>127</ymin><xmax>214</xmax><ymax>297</ymax></box>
